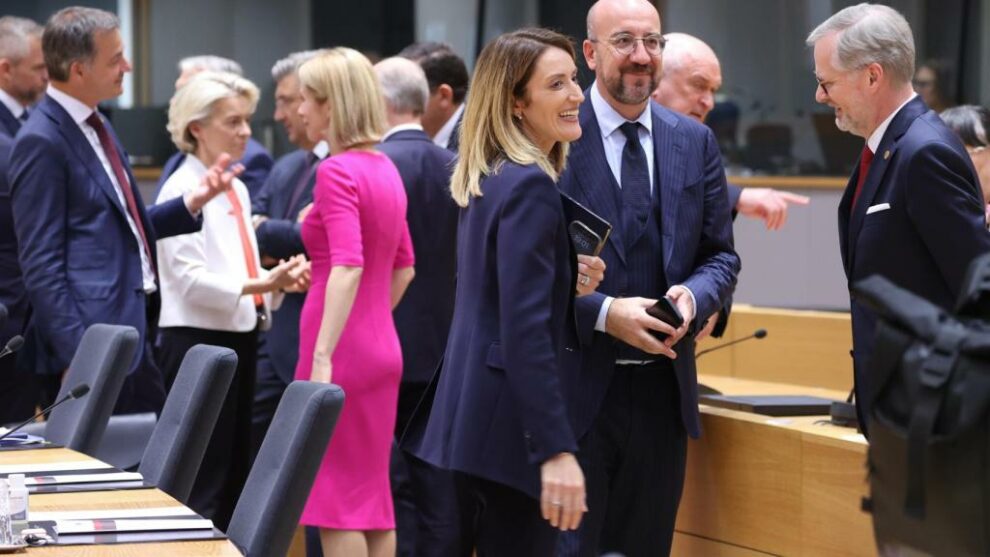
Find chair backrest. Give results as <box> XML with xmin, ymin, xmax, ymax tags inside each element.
<box><xmin>226</xmin><ymin>381</ymin><xmax>345</xmax><ymax>557</ymax></box>
<box><xmin>139</xmin><ymin>344</ymin><xmax>237</xmax><ymax>503</ymax></box>
<box><xmin>45</xmin><ymin>324</ymin><xmax>138</xmax><ymax>454</ymax></box>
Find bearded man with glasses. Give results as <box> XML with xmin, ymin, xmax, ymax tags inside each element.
<box><xmin>555</xmin><ymin>0</ymin><xmax>739</xmax><ymax>555</ymax></box>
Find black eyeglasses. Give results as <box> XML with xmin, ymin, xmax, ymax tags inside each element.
<box><xmin>590</xmin><ymin>33</ymin><xmax>666</xmax><ymax>56</ymax></box>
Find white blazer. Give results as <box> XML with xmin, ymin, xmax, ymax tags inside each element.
<box><xmin>155</xmin><ymin>155</ymin><xmax>280</xmax><ymax>332</ymax></box>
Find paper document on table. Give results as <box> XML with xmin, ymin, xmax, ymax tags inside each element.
<box><xmin>27</xmin><ymin>472</ymin><xmax>143</xmax><ymax>486</ymax></box>
<box><xmin>32</xmin><ymin>506</ymin><xmax>199</xmax><ymax>521</ymax></box>
<box><xmin>0</xmin><ymin>460</ymin><xmax>111</xmax><ymax>475</ymax></box>
<box><xmin>55</xmin><ymin>518</ymin><xmax>215</xmax><ymax>534</ymax></box>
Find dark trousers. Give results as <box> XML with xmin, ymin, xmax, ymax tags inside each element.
<box><xmin>0</xmin><ymin>354</ymin><xmax>57</xmax><ymax>426</ymax></box>
<box><xmin>158</xmin><ymin>326</ymin><xmax>257</xmax><ymax>532</ymax></box>
<box><xmin>250</xmin><ymin>333</ymin><xmax>290</xmax><ymax>462</ymax></box>
<box><xmin>113</xmin><ymin>339</ymin><xmax>167</xmax><ymax>415</ymax></box>
<box><xmin>557</xmin><ymin>362</ymin><xmax>688</xmax><ymax>557</ymax></box>
<box><xmin>393</xmin><ymin>381</ymin><xmax>462</xmax><ymax>557</ymax></box>
<box><xmin>453</xmin><ymin>472</ymin><xmax>559</xmax><ymax>557</ymax></box>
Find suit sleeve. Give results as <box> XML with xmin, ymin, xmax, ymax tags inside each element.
<box><xmin>680</xmin><ymin>129</ymin><xmax>741</xmax><ymax>325</ymax></box>
<box><xmin>147</xmin><ymin>194</ymin><xmax>200</xmax><ymax>239</ymax></box>
<box><xmin>497</xmin><ymin>171</ymin><xmax>578</xmax><ymax>464</ymax></box>
<box><xmin>905</xmin><ymin>142</ymin><xmax>990</xmax><ymax>296</ymax></box>
<box><xmin>727</xmin><ymin>183</ymin><xmax>742</xmax><ymax>221</ymax></box>
<box><xmin>9</xmin><ymin>133</ymin><xmax>86</xmax><ymax>371</ymax></box>
<box><xmin>574</xmin><ymin>291</ymin><xmax>607</xmax><ymax>347</ymax></box>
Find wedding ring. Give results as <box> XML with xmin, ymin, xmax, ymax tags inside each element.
<box><xmin>551</xmin><ymin>501</ymin><xmax>563</xmax><ymax>506</ymax></box>
<box><xmin>580</xmin><ymin>275</ymin><xmax>590</xmax><ymax>286</ymax></box>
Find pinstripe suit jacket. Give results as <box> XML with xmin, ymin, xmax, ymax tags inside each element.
<box><xmin>558</xmin><ymin>95</ymin><xmax>739</xmax><ymax>439</ymax></box>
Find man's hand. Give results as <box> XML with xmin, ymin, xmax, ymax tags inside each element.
<box><xmin>604</xmin><ymin>297</ymin><xmax>678</xmax><ymax>358</ymax></box>
<box><xmin>266</xmin><ymin>254</ymin><xmax>308</xmax><ymax>291</ymax></box>
<box><xmin>540</xmin><ymin>452</ymin><xmax>587</xmax><ymax>531</ymax></box>
<box><xmin>736</xmin><ymin>188</ymin><xmax>810</xmax><ymax>231</ymax></box>
<box><xmin>695</xmin><ymin>312</ymin><xmax>719</xmax><ymax>341</ymax></box>
<box><xmin>575</xmin><ymin>255</ymin><xmax>606</xmax><ymax>297</ymax></box>
<box><xmin>282</xmin><ymin>259</ymin><xmax>312</xmax><ymax>293</ymax></box>
<box><xmin>663</xmin><ymin>285</ymin><xmax>696</xmax><ymax>350</ymax></box>
<box><xmin>183</xmin><ymin>152</ymin><xmax>244</xmax><ymax>214</ymax></box>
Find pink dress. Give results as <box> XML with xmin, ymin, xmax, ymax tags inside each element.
<box><xmin>296</xmin><ymin>150</ymin><xmax>414</xmax><ymax>529</ymax></box>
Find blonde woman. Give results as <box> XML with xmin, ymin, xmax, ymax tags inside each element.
<box><xmin>406</xmin><ymin>28</ymin><xmax>604</xmax><ymax>555</ymax></box>
<box><xmin>294</xmin><ymin>48</ymin><xmax>415</xmax><ymax>557</ymax></box>
<box><xmin>155</xmin><ymin>71</ymin><xmax>305</xmax><ymax>529</ymax></box>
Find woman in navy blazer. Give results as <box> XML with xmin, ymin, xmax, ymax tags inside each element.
<box><xmin>408</xmin><ymin>28</ymin><xmax>605</xmax><ymax>555</ymax></box>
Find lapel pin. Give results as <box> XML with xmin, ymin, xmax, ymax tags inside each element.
<box><xmin>883</xmin><ymin>150</ymin><xmax>891</xmax><ymax>160</ymax></box>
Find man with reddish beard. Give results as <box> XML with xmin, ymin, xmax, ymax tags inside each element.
<box><xmin>557</xmin><ymin>1</ymin><xmax>739</xmax><ymax>555</ymax></box>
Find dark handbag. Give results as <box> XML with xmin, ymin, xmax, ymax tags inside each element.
<box><xmin>852</xmin><ymin>253</ymin><xmax>990</xmax><ymax>556</ymax></box>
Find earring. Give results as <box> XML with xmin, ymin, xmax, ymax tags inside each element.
<box><xmin>514</xmin><ymin>112</ymin><xmax>522</xmax><ymax>120</ymax></box>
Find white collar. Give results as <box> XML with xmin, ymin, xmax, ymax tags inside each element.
<box><xmin>312</xmin><ymin>140</ymin><xmax>329</xmax><ymax>159</ymax></box>
<box><xmin>867</xmin><ymin>92</ymin><xmax>918</xmax><ymax>153</ymax></box>
<box><xmin>0</xmin><ymin>88</ymin><xmax>26</xmax><ymax>119</ymax></box>
<box><xmin>382</xmin><ymin>122</ymin><xmax>424</xmax><ymax>142</ymax></box>
<box><xmin>590</xmin><ymin>81</ymin><xmax>652</xmax><ymax>139</ymax></box>
<box><xmin>46</xmin><ymin>84</ymin><xmax>97</xmax><ymax>126</ymax></box>
<box><xmin>432</xmin><ymin>103</ymin><xmax>464</xmax><ymax>148</ymax></box>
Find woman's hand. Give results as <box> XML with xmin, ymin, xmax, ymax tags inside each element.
<box><xmin>282</xmin><ymin>259</ymin><xmax>312</xmax><ymax>293</ymax></box>
<box><xmin>540</xmin><ymin>452</ymin><xmax>587</xmax><ymax>531</ymax></box>
<box><xmin>297</xmin><ymin>202</ymin><xmax>314</xmax><ymax>223</ymax></box>
<box><xmin>311</xmin><ymin>352</ymin><xmax>332</xmax><ymax>383</ymax></box>
<box><xmin>267</xmin><ymin>254</ymin><xmax>308</xmax><ymax>291</ymax></box>
<box><xmin>575</xmin><ymin>255</ymin><xmax>606</xmax><ymax>297</ymax></box>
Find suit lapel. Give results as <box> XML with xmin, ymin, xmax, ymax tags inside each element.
<box><xmin>846</xmin><ymin>96</ymin><xmax>927</xmax><ymax>273</ymax></box>
<box><xmin>41</xmin><ymin>98</ymin><xmax>129</xmax><ymax>221</ymax></box>
<box><xmin>0</xmin><ymin>103</ymin><xmax>19</xmax><ymax>138</ymax></box>
<box><xmin>571</xmin><ymin>95</ymin><xmax>626</xmax><ymax>265</ymax></box>
<box><xmin>652</xmin><ymin>105</ymin><xmax>685</xmax><ymax>275</ymax></box>
<box><xmin>837</xmin><ymin>169</ymin><xmax>856</xmax><ymax>276</ymax></box>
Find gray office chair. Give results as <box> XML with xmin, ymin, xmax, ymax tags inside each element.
<box><xmin>226</xmin><ymin>381</ymin><xmax>345</xmax><ymax>557</ymax></box>
<box><xmin>139</xmin><ymin>344</ymin><xmax>237</xmax><ymax>503</ymax></box>
<box><xmin>38</xmin><ymin>324</ymin><xmax>138</xmax><ymax>455</ymax></box>
<box><xmin>93</xmin><ymin>412</ymin><xmax>158</xmax><ymax>470</ymax></box>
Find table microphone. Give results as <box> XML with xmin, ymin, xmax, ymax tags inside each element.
<box><xmin>695</xmin><ymin>328</ymin><xmax>768</xmax><ymax>359</ymax></box>
<box><xmin>0</xmin><ymin>335</ymin><xmax>24</xmax><ymax>360</ymax></box>
<box><xmin>0</xmin><ymin>384</ymin><xmax>91</xmax><ymax>443</ymax></box>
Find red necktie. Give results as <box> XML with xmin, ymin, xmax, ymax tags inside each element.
<box><xmin>225</xmin><ymin>188</ymin><xmax>265</xmax><ymax>308</ymax></box>
<box><xmin>850</xmin><ymin>144</ymin><xmax>874</xmax><ymax>214</ymax></box>
<box><xmin>85</xmin><ymin>112</ymin><xmax>155</xmax><ymax>272</ymax></box>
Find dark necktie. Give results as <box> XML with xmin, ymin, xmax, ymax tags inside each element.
<box><xmin>850</xmin><ymin>144</ymin><xmax>874</xmax><ymax>215</ymax></box>
<box><xmin>284</xmin><ymin>151</ymin><xmax>319</xmax><ymax>219</ymax></box>
<box><xmin>85</xmin><ymin>112</ymin><xmax>155</xmax><ymax>271</ymax></box>
<box><xmin>619</xmin><ymin>121</ymin><xmax>652</xmax><ymax>238</ymax></box>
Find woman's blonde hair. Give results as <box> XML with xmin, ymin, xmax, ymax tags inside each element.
<box><xmin>451</xmin><ymin>28</ymin><xmax>576</xmax><ymax>207</ymax></box>
<box><xmin>166</xmin><ymin>70</ymin><xmax>259</xmax><ymax>154</ymax></box>
<box><xmin>298</xmin><ymin>47</ymin><xmax>387</xmax><ymax>150</ymax></box>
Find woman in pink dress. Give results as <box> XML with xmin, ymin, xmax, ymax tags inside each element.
<box><xmin>294</xmin><ymin>48</ymin><xmax>415</xmax><ymax>557</ymax></box>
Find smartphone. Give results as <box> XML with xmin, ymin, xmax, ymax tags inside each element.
<box><xmin>569</xmin><ymin>221</ymin><xmax>605</xmax><ymax>256</ymax></box>
<box><xmin>645</xmin><ymin>297</ymin><xmax>684</xmax><ymax>340</ymax></box>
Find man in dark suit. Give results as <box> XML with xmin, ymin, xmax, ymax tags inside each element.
<box><xmin>373</xmin><ymin>56</ymin><xmax>460</xmax><ymax>557</ymax></box>
<box><xmin>9</xmin><ymin>6</ymin><xmax>234</xmax><ymax>414</ymax></box>
<box><xmin>398</xmin><ymin>42</ymin><xmax>469</xmax><ymax>152</ymax></box>
<box><xmin>0</xmin><ymin>16</ymin><xmax>49</xmax><ymax>424</ymax></box>
<box><xmin>157</xmin><ymin>55</ymin><xmax>273</xmax><ymax>199</ymax></box>
<box><xmin>249</xmin><ymin>49</ymin><xmax>323</xmax><ymax>454</ymax></box>
<box><xmin>651</xmin><ymin>32</ymin><xmax>810</xmax><ymax>338</ymax></box>
<box><xmin>557</xmin><ymin>1</ymin><xmax>739</xmax><ymax>555</ymax></box>
<box><xmin>807</xmin><ymin>4</ymin><xmax>990</xmax><ymax>430</ymax></box>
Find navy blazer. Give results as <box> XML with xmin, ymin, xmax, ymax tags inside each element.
<box><xmin>0</xmin><ymin>131</ymin><xmax>28</xmax><ymax>347</ymax></box>
<box><xmin>158</xmin><ymin>137</ymin><xmax>273</xmax><ymax>200</ymax></box>
<box><xmin>0</xmin><ymin>103</ymin><xmax>19</xmax><ymax>139</ymax></box>
<box><xmin>377</xmin><ymin>129</ymin><xmax>458</xmax><ymax>385</ymax></box>
<box><xmin>410</xmin><ymin>162</ymin><xmax>580</xmax><ymax>499</ymax></box>
<box><xmin>8</xmin><ymin>96</ymin><xmax>200</xmax><ymax>375</ymax></box>
<box><xmin>559</xmin><ymin>96</ymin><xmax>739</xmax><ymax>439</ymax></box>
<box><xmin>839</xmin><ymin>96</ymin><xmax>990</xmax><ymax>422</ymax></box>
<box><xmin>251</xmin><ymin>149</ymin><xmax>316</xmax><ymax>383</ymax></box>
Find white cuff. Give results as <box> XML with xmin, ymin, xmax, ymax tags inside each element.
<box><xmin>594</xmin><ymin>296</ymin><xmax>614</xmax><ymax>332</ymax></box>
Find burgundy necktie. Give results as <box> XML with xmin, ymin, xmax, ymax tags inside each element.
<box><xmin>850</xmin><ymin>144</ymin><xmax>874</xmax><ymax>214</ymax></box>
<box><xmin>85</xmin><ymin>112</ymin><xmax>155</xmax><ymax>272</ymax></box>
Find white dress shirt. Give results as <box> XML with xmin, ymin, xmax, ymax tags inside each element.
<box><xmin>586</xmin><ymin>82</ymin><xmax>697</xmax><ymax>344</ymax></box>
<box><xmin>383</xmin><ymin>122</ymin><xmax>424</xmax><ymax>141</ymax></box>
<box><xmin>0</xmin><ymin>87</ymin><xmax>26</xmax><ymax>120</ymax></box>
<box><xmin>156</xmin><ymin>155</ymin><xmax>280</xmax><ymax>332</ymax></box>
<box><xmin>432</xmin><ymin>103</ymin><xmax>464</xmax><ymax>149</ymax></box>
<box><xmin>867</xmin><ymin>92</ymin><xmax>918</xmax><ymax>154</ymax></box>
<box><xmin>46</xmin><ymin>85</ymin><xmax>157</xmax><ymax>293</ymax></box>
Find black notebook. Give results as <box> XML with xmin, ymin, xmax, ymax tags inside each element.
<box><xmin>560</xmin><ymin>191</ymin><xmax>612</xmax><ymax>256</ymax></box>
<box><xmin>699</xmin><ymin>394</ymin><xmax>838</xmax><ymax>417</ymax></box>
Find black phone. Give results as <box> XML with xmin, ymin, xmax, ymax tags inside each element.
<box><xmin>569</xmin><ymin>221</ymin><xmax>605</xmax><ymax>256</ymax></box>
<box><xmin>645</xmin><ymin>297</ymin><xmax>684</xmax><ymax>340</ymax></box>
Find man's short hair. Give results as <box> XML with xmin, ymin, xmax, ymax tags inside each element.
<box><xmin>0</xmin><ymin>17</ymin><xmax>41</xmax><ymax>62</ymax></box>
<box><xmin>806</xmin><ymin>3</ymin><xmax>915</xmax><ymax>86</ymax></box>
<box><xmin>270</xmin><ymin>49</ymin><xmax>322</xmax><ymax>83</ymax></box>
<box><xmin>42</xmin><ymin>7</ymin><xmax>119</xmax><ymax>82</ymax></box>
<box><xmin>178</xmin><ymin>55</ymin><xmax>242</xmax><ymax>77</ymax></box>
<box><xmin>375</xmin><ymin>56</ymin><xmax>429</xmax><ymax>116</ymax></box>
<box><xmin>398</xmin><ymin>41</ymin><xmax>469</xmax><ymax>104</ymax></box>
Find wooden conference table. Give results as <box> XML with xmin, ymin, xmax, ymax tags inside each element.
<box><xmin>0</xmin><ymin>447</ymin><xmax>242</xmax><ymax>556</ymax></box>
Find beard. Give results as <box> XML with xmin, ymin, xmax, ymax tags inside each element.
<box><xmin>604</xmin><ymin>65</ymin><xmax>659</xmax><ymax>105</ymax></box>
